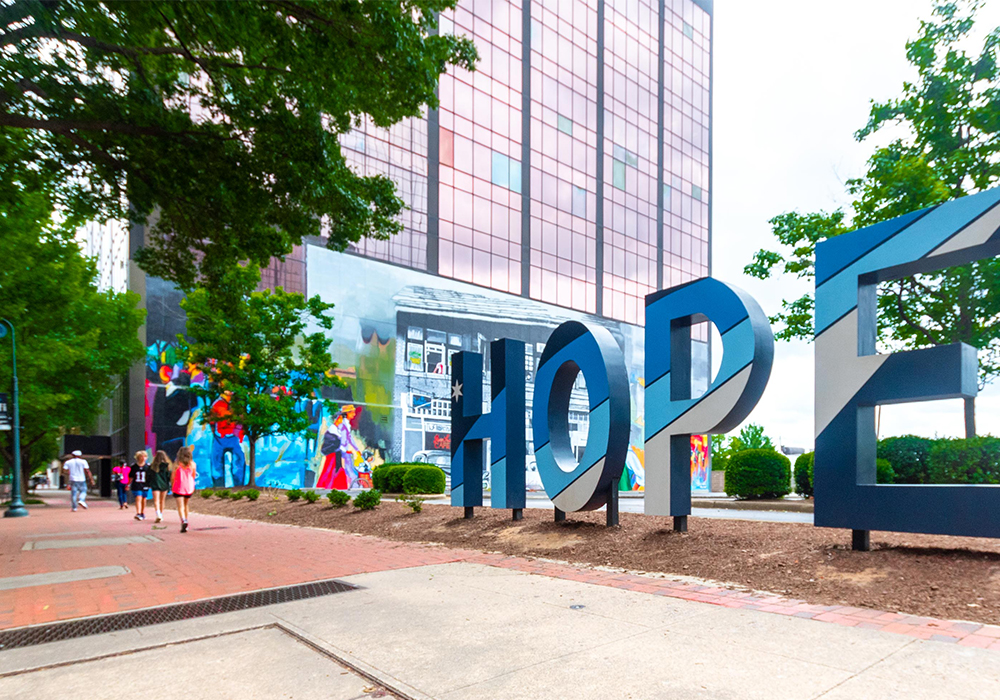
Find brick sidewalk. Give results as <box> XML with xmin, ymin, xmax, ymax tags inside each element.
<box><xmin>3</xmin><ymin>491</ymin><xmax>1000</xmax><ymax>651</ymax></box>
<box><xmin>0</xmin><ymin>494</ymin><xmax>471</xmax><ymax>630</ymax></box>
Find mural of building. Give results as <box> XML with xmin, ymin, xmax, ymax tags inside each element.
<box><xmin>118</xmin><ymin>0</ymin><xmax>714</xmax><ymax>492</ymax></box>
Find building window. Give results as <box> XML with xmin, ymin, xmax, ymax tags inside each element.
<box><xmin>491</xmin><ymin>151</ymin><xmax>522</xmax><ymax>194</ymax></box>
<box><xmin>663</xmin><ymin>184</ymin><xmax>672</xmax><ymax>211</ymax></box>
<box><xmin>612</xmin><ymin>160</ymin><xmax>626</xmax><ymax>190</ymax></box>
<box><xmin>557</xmin><ymin>115</ymin><xmax>573</xmax><ymax>136</ymax></box>
<box><xmin>683</xmin><ymin>21</ymin><xmax>694</xmax><ymax>39</ymax></box>
<box><xmin>613</xmin><ymin>145</ymin><xmax>639</xmax><ymax>168</ymax></box>
<box><xmin>692</xmin><ymin>184</ymin><xmax>703</xmax><ymax>201</ymax></box>
<box><xmin>572</xmin><ymin>185</ymin><xmax>587</xmax><ymax>218</ymax></box>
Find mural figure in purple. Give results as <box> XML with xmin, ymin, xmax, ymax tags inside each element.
<box><xmin>316</xmin><ymin>405</ymin><xmax>364</xmax><ymax>490</ymax></box>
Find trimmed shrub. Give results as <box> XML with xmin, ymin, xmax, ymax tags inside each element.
<box><xmin>286</xmin><ymin>488</ymin><xmax>303</xmax><ymax>502</ymax></box>
<box><xmin>327</xmin><ymin>490</ymin><xmax>351</xmax><ymax>507</ymax></box>
<box><xmin>402</xmin><ymin>465</ymin><xmax>446</xmax><ymax>494</ymax></box>
<box><xmin>245</xmin><ymin>489</ymin><xmax>260</xmax><ymax>501</ymax></box>
<box><xmin>353</xmin><ymin>489</ymin><xmax>382</xmax><ymax>510</ymax></box>
<box><xmin>216</xmin><ymin>489</ymin><xmax>231</xmax><ymax>499</ymax></box>
<box><xmin>200</xmin><ymin>490</ymin><xmax>214</xmax><ymax>499</ymax></box>
<box><xmin>725</xmin><ymin>449</ymin><xmax>791</xmax><ymax>500</ymax></box>
<box><xmin>794</xmin><ymin>452</ymin><xmax>814</xmax><ymax>498</ymax></box>
<box><xmin>371</xmin><ymin>464</ymin><xmax>391</xmax><ymax>492</ymax></box>
<box><xmin>230</xmin><ymin>490</ymin><xmax>245</xmax><ymax>500</ymax></box>
<box><xmin>876</xmin><ymin>458</ymin><xmax>896</xmax><ymax>484</ymax></box>
<box><xmin>928</xmin><ymin>437</ymin><xmax>1000</xmax><ymax>484</ymax></box>
<box><xmin>383</xmin><ymin>465</ymin><xmax>411</xmax><ymax>493</ymax></box>
<box><xmin>877</xmin><ymin>435</ymin><xmax>935</xmax><ymax>484</ymax></box>
<box><xmin>303</xmin><ymin>490</ymin><xmax>320</xmax><ymax>503</ymax></box>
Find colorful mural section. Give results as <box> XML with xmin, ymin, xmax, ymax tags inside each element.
<box><xmin>142</xmin><ymin>245</ymin><xmax>712</xmax><ymax>492</ymax></box>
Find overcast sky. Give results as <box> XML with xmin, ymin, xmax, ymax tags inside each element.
<box><xmin>711</xmin><ymin>0</ymin><xmax>1000</xmax><ymax>449</ymax></box>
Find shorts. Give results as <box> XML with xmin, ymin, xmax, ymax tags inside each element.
<box><xmin>172</xmin><ymin>492</ymin><xmax>193</xmax><ymax>499</ymax></box>
<box><xmin>131</xmin><ymin>488</ymin><xmax>152</xmax><ymax>498</ymax></box>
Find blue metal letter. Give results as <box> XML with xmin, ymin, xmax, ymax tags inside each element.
<box><xmin>815</xmin><ymin>186</ymin><xmax>1000</xmax><ymax>543</ymax></box>
<box><xmin>450</xmin><ymin>339</ymin><xmax>526</xmax><ymax>512</ymax></box>
<box><xmin>644</xmin><ymin>278</ymin><xmax>774</xmax><ymax>528</ymax></box>
<box><xmin>533</xmin><ymin>321</ymin><xmax>631</xmax><ymax>512</ymax></box>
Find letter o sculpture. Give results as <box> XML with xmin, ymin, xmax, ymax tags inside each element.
<box><xmin>532</xmin><ymin>321</ymin><xmax>631</xmax><ymax>512</ymax></box>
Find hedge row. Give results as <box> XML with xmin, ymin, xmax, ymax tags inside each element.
<box><xmin>792</xmin><ymin>453</ymin><xmax>894</xmax><ymax>498</ymax></box>
<box><xmin>878</xmin><ymin>435</ymin><xmax>1000</xmax><ymax>485</ymax></box>
<box><xmin>371</xmin><ymin>463</ymin><xmax>446</xmax><ymax>494</ymax></box>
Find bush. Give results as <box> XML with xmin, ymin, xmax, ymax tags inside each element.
<box><xmin>200</xmin><ymin>490</ymin><xmax>213</xmax><ymax>499</ymax></box>
<box><xmin>794</xmin><ymin>452</ymin><xmax>814</xmax><ymax>498</ymax></box>
<box><xmin>384</xmin><ymin>465</ymin><xmax>412</xmax><ymax>493</ymax></box>
<box><xmin>216</xmin><ymin>489</ymin><xmax>231</xmax><ymax>499</ymax></box>
<box><xmin>928</xmin><ymin>437</ymin><xmax>1000</xmax><ymax>484</ymax></box>
<box><xmin>876</xmin><ymin>458</ymin><xmax>896</xmax><ymax>484</ymax></box>
<box><xmin>353</xmin><ymin>489</ymin><xmax>382</xmax><ymax>510</ymax></box>
<box><xmin>230</xmin><ymin>490</ymin><xmax>245</xmax><ymax>500</ymax></box>
<box><xmin>327</xmin><ymin>490</ymin><xmax>351</xmax><ymax>507</ymax></box>
<box><xmin>371</xmin><ymin>464</ymin><xmax>391</xmax><ymax>491</ymax></box>
<box><xmin>402</xmin><ymin>465</ymin><xmax>446</xmax><ymax>494</ymax></box>
<box><xmin>725</xmin><ymin>449</ymin><xmax>791</xmax><ymax>500</ymax></box>
<box><xmin>245</xmin><ymin>489</ymin><xmax>260</xmax><ymax>501</ymax></box>
<box><xmin>303</xmin><ymin>490</ymin><xmax>320</xmax><ymax>503</ymax></box>
<box><xmin>286</xmin><ymin>488</ymin><xmax>303</xmax><ymax>502</ymax></box>
<box><xmin>877</xmin><ymin>435</ymin><xmax>935</xmax><ymax>484</ymax></box>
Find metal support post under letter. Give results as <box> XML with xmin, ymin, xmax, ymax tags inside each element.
<box><xmin>512</xmin><ymin>508</ymin><xmax>523</xmax><ymax>521</ymax></box>
<box><xmin>464</xmin><ymin>507</ymin><xmax>474</xmax><ymax>520</ymax></box>
<box><xmin>852</xmin><ymin>529</ymin><xmax>870</xmax><ymax>552</ymax></box>
<box><xmin>606</xmin><ymin>484</ymin><xmax>619</xmax><ymax>527</ymax></box>
<box><xmin>673</xmin><ymin>515</ymin><xmax>687</xmax><ymax>533</ymax></box>
<box><xmin>554</xmin><ymin>508</ymin><xmax>566</xmax><ymax>523</ymax></box>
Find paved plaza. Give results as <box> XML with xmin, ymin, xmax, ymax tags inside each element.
<box><xmin>1</xmin><ymin>494</ymin><xmax>999</xmax><ymax>699</ymax></box>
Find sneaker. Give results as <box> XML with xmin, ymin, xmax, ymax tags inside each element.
<box><xmin>134</xmin><ymin>514</ymin><xmax>141</xmax><ymax>521</ymax></box>
<box><xmin>181</xmin><ymin>521</ymin><xmax>188</xmax><ymax>533</ymax></box>
<box><xmin>155</xmin><ymin>514</ymin><xmax>162</xmax><ymax>523</ymax></box>
<box><xmin>79</xmin><ymin>501</ymin><xmax>88</xmax><ymax>510</ymax></box>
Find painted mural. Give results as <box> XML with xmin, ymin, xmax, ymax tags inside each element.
<box><xmin>142</xmin><ymin>245</ymin><xmax>711</xmax><ymax>492</ymax></box>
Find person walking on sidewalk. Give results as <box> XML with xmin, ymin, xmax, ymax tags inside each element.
<box><xmin>172</xmin><ymin>445</ymin><xmax>197</xmax><ymax>533</ymax></box>
<box><xmin>65</xmin><ymin>450</ymin><xmax>93</xmax><ymax>512</ymax></box>
<box><xmin>148</xmin><ymin>450</ymin><xmax>172</xmax><ymax>523</ymax></box>
<box><xmin>112</xmin><ymin>462</ymin><xmax>131</xmax><ymax>510</ymax></box>
<box><xmin>130</xmin><ymin>451</ymin><xmax>151</xmax><ymax>521</ymax></box>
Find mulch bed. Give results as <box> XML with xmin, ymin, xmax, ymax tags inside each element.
<box><xmin>191</xmin><ymin>493</ymin><xmax>1000</xmax><ymax>625</ymax></box>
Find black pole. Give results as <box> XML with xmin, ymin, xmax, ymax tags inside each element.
<box><xmin>852</xmin><ymin>529</ymin><xmax>870</xmax><ymax>552</ymax></box>
<box><xmin>512</xmin><ymin>508</ymin><xmax>523</xmax><ymax>521</ymax></box>
<box><xmin>606</xmin><ymin>483</ymin><xmax>619</xmax><ymax>527</ymax></box>
<box><xmin>554</xmin><ymin>508</ymin><xmax>566</xmax><ymax>522</ymax></box>
<box><xmin>464</xmin><ymin>506</ymin><xmax>474</xmax><ymax>520</ymax></box>
<box><xmin>2</xmin><ymin>319</ymin><xmax>27</xmax><ymax>518</ymax></box>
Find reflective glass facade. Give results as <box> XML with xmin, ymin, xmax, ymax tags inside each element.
<box><xmin>341</xmin><ymin>0</ymin><xmax>712</xmax><ymax>325</ymax></box>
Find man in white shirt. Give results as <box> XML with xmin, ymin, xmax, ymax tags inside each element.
<box><xmin>64</xmin><ymin>450</ymin><xmax>93</xmax><ymax>512</ymax></box>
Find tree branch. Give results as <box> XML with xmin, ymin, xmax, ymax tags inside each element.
<box><xmin>894</xmin><ymin>281</ymin><xmax>939</xmax><ymax>346</ymax></box>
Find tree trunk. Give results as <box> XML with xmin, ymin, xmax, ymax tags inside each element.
<box><xmin>248</xmin><ymin>439</ymin><xmax>256</xmax><ymax>488</ymax></box>
<box><xmin>964</xmin><ymin>397</ymin><xmax>976</xmax><ymax>439</ymax></box>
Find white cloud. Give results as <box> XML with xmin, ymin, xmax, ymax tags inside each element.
<box><xmin>712</xmin><ymin>0</ymin><xmax>1000</xmax><ymax>447</ymax></box>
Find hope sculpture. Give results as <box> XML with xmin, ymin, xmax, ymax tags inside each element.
<box><xmin>451</xmin><ymin>186</ymin><xmax>1000</xmax><ymax>547</ymax></box>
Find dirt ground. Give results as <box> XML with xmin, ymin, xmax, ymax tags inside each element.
<box><xmin>191</xmin><ymin>493</ymin><xmax>1000</xmax><ymax>625</ymax></box>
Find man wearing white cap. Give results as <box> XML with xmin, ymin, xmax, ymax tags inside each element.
<box><xmin>65</xmin><ymin>451</ymin><xmax>93</xmax><ymax>511</ymax></box>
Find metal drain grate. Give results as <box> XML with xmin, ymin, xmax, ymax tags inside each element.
<box><xmin>0</xmin><ymin>579</ymin><xmax>358</xmax><ymax>651</ymax></box>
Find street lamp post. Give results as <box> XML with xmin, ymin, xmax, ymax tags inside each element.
<box><xmin>1</xmin><ymin>319</ymin><xmax>28</xmax><ymax>517</ymax></box>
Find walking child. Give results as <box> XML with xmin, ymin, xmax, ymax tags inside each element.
<box><xmin>130</xmin><ymin>450</ymin><xmax>151</xmax><ymax>521</ymax></box>
<box><xmin>112</xmin><ymin>462</ymin><xmax>130</xmax><ymax>509</ymax></box>
<box><xmin>149</xmin><ymin>450</ymin><xmax>172</xmax><ymax>523</ymax></box>
<box><xmin>172</xmin><ymin>445</ymin><xmax>198</xmax><ymax>533</ymax></box>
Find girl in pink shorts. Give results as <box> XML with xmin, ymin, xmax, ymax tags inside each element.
<box><xmin>172</xmin><ymin>445</ymin><xmax>198</xmax><ymax>533</ymax></box>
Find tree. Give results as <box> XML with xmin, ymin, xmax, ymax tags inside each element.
<box><xmin>179</xmin><ymin>263</ymin><xmax>340</xmax><ymax>488</ymax></box>
<box><xmin>745</xmin><ymin>0</ymin><xmax>1000</xmax><ymax>436</ymax></box>
<box><xmin>0</xmin><ymin>1</ymin><xmax>477</xmax><ymax>289</ymax></box>
<box><xmin>710</xmin><ymin>423</ymin><xmax>775</xmax><ymax>470</ymax></box>
<box><xmin>0</xmin><ymin>181</ymin><xmax>146</xmax><ymax>495</ymax></box>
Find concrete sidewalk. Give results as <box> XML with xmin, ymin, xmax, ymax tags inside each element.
<box><xmin>2</xmin><ymin>561</ymin><xmax>998</xmax><ymax>699</ymax></box>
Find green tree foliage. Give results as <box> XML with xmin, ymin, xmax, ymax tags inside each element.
<box><xmin>179</xmin><ymin>263</ymin><xmax>339</xmax><ymax>487</ymax></box>
<box><xmin>0</xmin><ymin>1</ymin><xmax>477</xmax><ymax>289</ymax></box>
<box><xmin>745</xmin><ymin>2</ymin><xmax>1000</xmax><ymax>395</ymax></box>
<box><xmin>711</xmin><ymin>423</ymin><xmax>775</xmax><ymax>471</ymax></box>
<box><xmin>928</xmin><ymin>436</ymin><xmax>1000</xmax><ymax>483</ymax></box>
<box><xmin>0</xmin><ymin>181</ymin><xmax>145</xmax><ymax>494</ymax></box>
<box><xmin>794</xmin><ymin>452</ymin><xmax>814</xmax><ymax>498</ymax></box>
<box><xmin>877</xmin><ymin>435</ymin><xmax>936</xmax><ymax>483</ymax></box>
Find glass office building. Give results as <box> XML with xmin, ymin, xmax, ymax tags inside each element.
<box><xmin>341</xmin><ymin>0</ymin><xmax>711</xmax><ymax>324</ymax></box>
<box><xmin>129</xmin><ymin>0</ymin><xmax>714</xmax><ymax>492</ymax></box>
